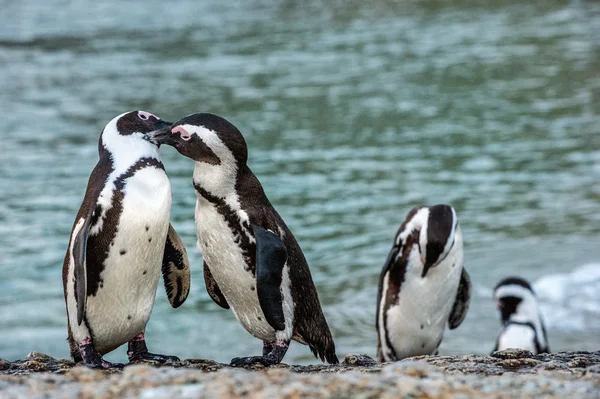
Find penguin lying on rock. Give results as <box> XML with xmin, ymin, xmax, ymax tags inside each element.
<box><xmin>493</xmin><ymin>277</ymin><xmax>550</xmax><ymax>354</ymax></box>
<box><xmin>63</xmin><ymin>111</ymin><xmax>190</xmax><ymax>369</ymax></box>
<box><xmin>376</xmin><ymin>205</ymin><xmax>472</xmax><ymax>362</ymax></box>
<box><xmin>153</xmin><ymin>113</ymin><xmax>338</xmax><ymax>366</ymax></box>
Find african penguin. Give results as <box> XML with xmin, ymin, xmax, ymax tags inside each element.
<box><xmin>62</xmin><ymin>111</ymin><xmax>191</xmax><ymax>369</ymax></box>
<box><xmin>376</xmin><ymin>205</ymin><xmax>472</xmax><ymax>362</ymax></box>
<box><xmin>153</xmin><ymin>113</ymin><xmax>338</xmax><ymax>366</ymax></box>
<box><xmin>492</xmin><ymin>277</ymin><xmax>550</xmax><ymax>354</ymax></box>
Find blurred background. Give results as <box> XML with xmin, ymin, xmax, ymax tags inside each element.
<box><xmin>0</xmin><ymin>0</ymin><xmax>599</xmax><ymax>364</ymax></box>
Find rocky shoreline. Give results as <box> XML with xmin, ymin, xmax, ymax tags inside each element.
<box><xmin>1</xmin><ymin>350</ymin><xmax>599</xmax><ymax>398</ymax></box>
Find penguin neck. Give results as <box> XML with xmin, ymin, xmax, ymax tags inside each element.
<box><xmin>100</xmin><ymin>137</ymin><xmax>161</xmax><ymax>176</ymax></box>
<box><xmin>193</xmin><ymin>159</ymin><xmax>242</xmax><ymax>208</ymax></box>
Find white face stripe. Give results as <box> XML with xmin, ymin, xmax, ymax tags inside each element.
<box><xmin>442</xmin><ymin>207</ymin><xmax>459</xmax><ymax>259</ymax></box>
<box><xmin>494</xmin><ymin>283</ymin><xmax>547</xmax><ymax>348</ymax></box>
<box><xmin>495</xmin><ymin>284</ymin><xmax>535</xmax><ymax>302</ymax></box>
<box><xmin>396</xmin><ymin>207</ymin><xmax>429</xmax><ymax>246</ymax></box>
<box><xmin>189</xmin><ymin>124</ymin><xmax>240</xmax><ymax>206</ymax></box>
<box><xmin>494</xmin><ymin>284</ymin><xmax>539</xmax><ymax>321</ymax></box>
<box><xmin>101</xmin><ymin>112</ymin><xmax>161</xmax><ymax>171</ymax></box>
<box><xmin>395</xmin><ymin>206</ymin><xmax>459</xmax><ymax>268</ymax></box>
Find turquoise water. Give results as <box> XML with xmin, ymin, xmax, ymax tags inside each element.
<box><xmin>0</xmin><ymin>0</ymin><xmax>599</xmax><ymax>364</ymax></box>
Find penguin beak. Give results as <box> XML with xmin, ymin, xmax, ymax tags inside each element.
<box><xmin>421</xmin><ymin>257</ymin><xmax>437</xmax><ymax>278</ymax></box>
<box><xmin>148</xmin><ymin>126</ymin><xmax>177</xmax><ymax>146</ymax></box>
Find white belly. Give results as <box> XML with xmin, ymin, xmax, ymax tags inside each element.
<box><xmin>70</xmin><ymin>167</ymin><xmax>171</xmax><ymax>354</ymax></box>
<box><xmin>195</xmin><ymin>196</ymin><xmax>276</xmax><ymax>342</ymax></box>
<box><xmin>497</xmin><ymin>324</ymin><xmax>536</xmax><ymax>353</ymax></box>
<box><xmin>384</xmin><ymin>245</ymin><xmax>463</xmax><ymax>360</ymax></box>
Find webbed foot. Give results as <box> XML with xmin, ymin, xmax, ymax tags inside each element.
<box><xmin>127</xmin><ymin>332</ymin><xmax>179</xmax><ymax>363</ymax></box>
<box><xmin>230</xmin><ymin>340</ymin><xmax>289</xmax><ymax>367</ymax></box>
<box><xmin>79</xmin><ymin>338</ymin><xmax>124</xmax><ymax>369</ymax></box>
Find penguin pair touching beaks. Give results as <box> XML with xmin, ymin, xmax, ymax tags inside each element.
<box><xmin>64</xmin><ymin>111</ymin><xmax>337</xmax><ymax>368</ymax></box>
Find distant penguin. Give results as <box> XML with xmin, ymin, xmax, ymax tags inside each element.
<box><xmin>153</xmin><ymin>113</ymin><xmax>338</xmax><ymax>366</ymax></box>
<box><xmin>376</xmin><ymin>205</ymin><xmax>472</xmax><ymax>362</ymax></box>
<box><xmin>62</xmin><ymin>111</ymin><xmax>191</xmax><ymax>369</ymax></box>
<box><xmin>492</xmin><ymin>277</ymin><xmax>549</xmax><ymax>354</ymax></box>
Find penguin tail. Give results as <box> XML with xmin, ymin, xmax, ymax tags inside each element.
<box><xmin>302</xmin><ymin>321</ymin><xmax>339</xmax><ymax>364</ymax></box>
<box><xmin>308</xmin><ymin>342</ymin><xmax>339</xmax><ymax>364</ymax></box>
<box><xmin>294</xmin><ymin>320</ymin><xmax>339</xmax><ymax>364</ymax></box>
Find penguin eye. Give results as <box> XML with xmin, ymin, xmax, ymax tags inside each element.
<box><xmin>137</xmin><ymin>111</ymin><xmax>152</xmax><ymax>121</ymax></box>
<box><xmin>172</xmin><ymin>126</ymin><xmax>192</xmax><ymax>141</ymax></box>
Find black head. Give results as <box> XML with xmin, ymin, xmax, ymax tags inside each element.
<box><xmin>493</xmin><ymin>276</ymin><xmax>538</xmax><ymax>324</ymax></box>
<box><xmin>152</xmin><ymin>113</ymin><xmax>248</xmax><ymax>166</ymax></box>
<box><xmin>116</xmin><ymin>111</ymin><xmax>171</xmax><ymax>136</ymax></box>
<box><xmin>497</xmin><ymin>296</ymin><xmax>523</xmax><ymax>323</ymax></box>
<box><xmin>421</xmin><ymin>204</ymin><xmax>458</xmax><ymax>277</ymax></box>
<box><xmin>494</xmin><ymin>277</ymin><xmax>534</xmax><ymax>293</ymax></box>
<box><xmin>99</xmin><ymin>111</ymin><xmax>172</xmax><ymax>156</ymax></box>
<box><xmin>384</xmin><ymin>204</ymin><xmax>462</xmax><ymax>280</ymax></box>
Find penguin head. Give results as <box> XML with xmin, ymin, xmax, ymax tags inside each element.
<box><xmin>392</xmin><ymin>205</ymin><xmax>461</xmax><ymax>278</ymax></box>
<box><xmin>152</xmin><ymin>113</ymin><xmax>248</xmax><ymax>167</ymax></box>
<box><xmin>100</xmin><ymin>111</ymin><xmax>171</xmax><ymax>156</ymax></box>
<box><xmin>494</xmin><ymin>277</ymin><xmax>539</xmax><ymax>324</ymax></box>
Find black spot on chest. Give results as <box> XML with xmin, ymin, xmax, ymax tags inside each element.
<box><xmin>194</xmin><ymin>183</ymin><xmax>256</xmax><ymax>274</ymax></box>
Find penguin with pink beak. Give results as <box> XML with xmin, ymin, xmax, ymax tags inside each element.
<box><xmin>151</xmin><ymin>113</ymin><xmax>338</xmax><ymax>366</ymax></box>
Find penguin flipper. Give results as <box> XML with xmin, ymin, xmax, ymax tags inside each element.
<box><xmin>252</xmin><ymin>224</ymin><xmax>287</xmax><ymax>332</ymax></box>
<box><xmin>161</xmin><ymin>224</ymin><xmax>191</xmax><ymax>308</ymax></box>
<box><xmin>448</xmin><ymin>267</ymin><xmax>472</xmax><ymax>329</ymax></box>
<box><xmin>73</xmin><ymin>213</ymin><xmax>93</xmax><ymax>326</ymax></box>
<box><xmin>204</xmin><ymin>261</ymin><xmax>229</xmax><ymax>309</ymax></box>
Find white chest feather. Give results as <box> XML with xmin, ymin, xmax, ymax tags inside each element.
<box><xmin>381</xmin><ymin>244</ymin><xmax>463</xmax><ymax>360</ymax></box>
<box><xmin>69</xmin><ymin>167</ymin><xmax>172</xmax><ymax>354</ymax></box>
<box><xmin>195</xmin><ymin>194</ymin><xmax>279</xmax><ymax>342</ymax></box>
<box><xmin>498</xmin><ymin>324</ymin><xmax>537</xmax><ymax>353</ymax></box>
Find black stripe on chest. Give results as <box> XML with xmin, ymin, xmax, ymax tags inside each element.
<box><xmin>86</xmin><ymin>157</ymin><xmax>165</xmax><ymax>297</ymax></box>
<box><xmin>194</xmin><ymin>183</ymin><xmax>257</xmax><ymax>274</ymax></box>
<box><xmin>381</xmin><ymin>230</ymin><xmax>419</xmax><ymax>360</ymax></box>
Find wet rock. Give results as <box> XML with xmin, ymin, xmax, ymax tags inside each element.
<box><xmin>0</xmin><ymin>359</ymin><xmax>9</xmax><ymax>371</ymax></box>
<box><xmin>499</xmin><ymin>358</ymin><xmax>538</xmax><ymax>371</ymax></box>
<box><xmin>342</xmin><ymin>353</ymin><xmax>378</xmax><ymax>367</ymax></box>
<box><xmin>490</xmin><ymin>348</ymin><xmax>534</xmax><ymax>359</ymax></box>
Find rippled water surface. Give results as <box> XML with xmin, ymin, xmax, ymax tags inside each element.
<box><xmin>1</xmin><ymin>0</ymin><xmax>599</xmax><ymax>363</ymax></box>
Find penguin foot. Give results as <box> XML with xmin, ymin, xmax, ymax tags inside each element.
<box><xmin>78</xmin><ymin>338</ymin><xmax>124</xmax><ymax>369</ymax></box>
<box><xmin>127</xmin><ymin>332</ymin><xmax>179</xmax><ymax>363</ymax></box>
<box><xmin>86</xmin><ymin>359</ymin><xmax>126</xmax><ymax>369</ymax></box>
<box><xmin>230</xmin><ymin>340</ymin><xmax>289</xmax><ymax>367</ymax></box>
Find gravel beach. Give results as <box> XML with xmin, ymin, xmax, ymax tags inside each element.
<box><xmin>1</xmin><ymin>350</ymin><xmax>598</xmax><ymax>398</ymax></box>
